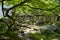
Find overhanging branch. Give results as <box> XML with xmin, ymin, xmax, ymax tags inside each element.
<box><xmin>5</xmin><ymin>1</ymin><xmax>27</xmax><ymax>34</ymax></box>
<box><xmin>23</xmin><ymin>5</ymin><xmax>60</xmax><ymax>11</ymax></box>
<box><xmin>6</xmin><ymin>1</ymin><xmax>26</xmax><ymax>21</ymax></box>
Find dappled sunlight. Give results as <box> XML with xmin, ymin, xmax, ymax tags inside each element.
<box><xmin>0</xmin><ymin>0</ymin><xmax>60</xmax><ymax>40</ymax></box>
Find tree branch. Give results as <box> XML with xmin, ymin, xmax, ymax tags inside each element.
<box><xmin>23</xmin><ymin>5</ymin><xmax>60</xmax><ymax>11</ymax></box>
<box><xmin>0</xmin><ymin>19</ymin><xmax>9</xmax><ymax>27</ymax></box>
<box><xmin>5</xmin><ymin>1</ymin><xmax>27</xmax><ymax>35</ymax></box>
<box><xmin>2</xmin><ymin>0</ymin><xmax>4</xmax><ymax>16</ymax></box>
<box><xmin>6</xmin><ymin>1</ymin><xmax>26</xmax><ymax>21</ymax></box>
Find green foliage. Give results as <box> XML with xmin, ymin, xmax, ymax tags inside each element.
<box><xmin>3</xmin><ymin>0</ymin><xmax>60</xmax><ymax>15</ymax></box>
<box><xmin>0</xmin><ymin>22</ymin><xmax>8</xmax><ymax>34</ymax></box>
<box><xmin>29</xmin><ymin>33</ymin><xmax>52</xmax><ymax>40</ymax></box>
<box><xmin>0</xmin><ymin>0</ymin><xmax>60</xmax><ymax>40</ymax></box>
<box><xmin>55</xmin><ymin>21</ymin><xmax>60</xmax><ymax>27</ymax></box>
<box><xmin>7</xmin><ymin>31</ymin><xmax>21</xmax><ymax>40</ymax></box>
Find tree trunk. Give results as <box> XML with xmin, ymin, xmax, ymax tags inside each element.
<box><xmin>57</xmin><ymin>16</ymin><xmax>60</xmax><ymax>21</ymax></box>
